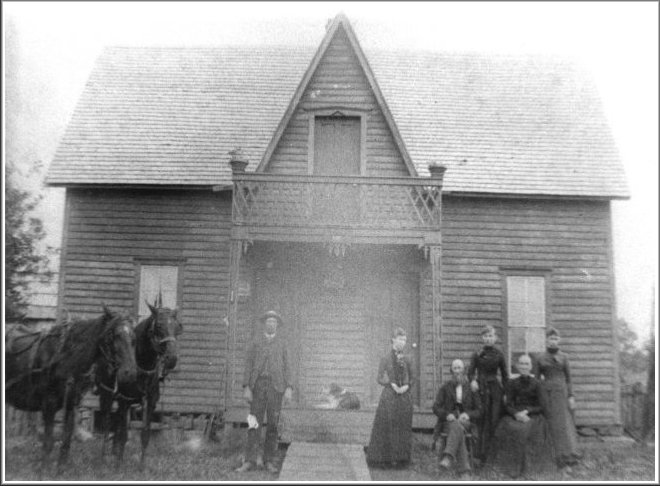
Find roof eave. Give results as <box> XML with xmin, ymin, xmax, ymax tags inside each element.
<box><xmin>442</xmin><ymin>190</ymin><xmax>630</xmax><ymax>201</ymax></box>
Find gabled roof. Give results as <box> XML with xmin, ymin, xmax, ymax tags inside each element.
<box><xmin>257</xmin><ymin>13</ymin><xmax>417</xmax><ymax>176</ymax></box>
<box><xmin>46</xmin><ymin>16</ymin><xmax>629</xmax><ymax>199</ymax></box>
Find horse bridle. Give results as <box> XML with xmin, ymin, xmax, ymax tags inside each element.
<box><xmin>148</xmin><ymin>314</ymin><xmax>177</xmax><ymax>352</ymax></box>
<box><xmin>96</xmin><ymin>317</ymin><xmax>134</xmax><ymax>397</ymax></box>
<box><xmin>133</xmin><ymin>315</ymin><xmax>177</xmax><ymax>380</ymax></box>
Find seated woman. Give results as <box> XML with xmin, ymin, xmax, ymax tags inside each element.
<box><xmin>489</xmin><ymin>354</ymin><xmax>555</xmax><ymax>478</ymax></box>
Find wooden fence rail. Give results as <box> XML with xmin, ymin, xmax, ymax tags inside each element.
<box><xmin>620</xmin><ymin>382</ymin><xmax>654</xmax><ymax>440</ymax></box>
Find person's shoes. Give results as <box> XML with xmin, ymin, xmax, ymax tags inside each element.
<box><xmin>265</xmin><ymin>462</ymin><xmax>279</xmax><ymax>473</ymax></box>
<box><xmin>439</xmin><ymin>456</ymin><xmax>452</xmax><ymax>469</ymax></box>
<box><xmin>234</xmin><ymin>462</ymin><xmax>255</xmax><ymax>473</ymax></box>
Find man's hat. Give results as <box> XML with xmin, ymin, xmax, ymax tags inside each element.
<box><xmin>546</xmin><ymin>326</ymin><xmax>560</xmax><ymax>337</ymax></box>
<box><xmin>259</xmin><ymin>310</ymin><xmax>283</xmax><ymax>326</ymax></box>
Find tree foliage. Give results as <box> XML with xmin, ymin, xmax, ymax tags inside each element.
<box><xmin>5</xmin><ymin>162</ymin><xmax>52</xmax><ymax>320</ymax></box>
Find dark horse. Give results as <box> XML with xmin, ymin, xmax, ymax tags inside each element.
<box><xmin>97</xmin><ymin>303</ymin><xmax>182</xmax><ymax>469</ymax></box>
<box><xmin>5</xmin><ymin>305</ymin><xmax>137</xmax><ymax>473</ymax></box>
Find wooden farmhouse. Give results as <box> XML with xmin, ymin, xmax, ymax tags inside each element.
<box><xmin>46</xmin><ymin>14</ymin><xmax>629</xmax><ymax>440</ymax></box>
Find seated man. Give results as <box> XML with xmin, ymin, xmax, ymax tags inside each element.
<box><xmin>432</xmin><ymin>359</ymin><xmax>481</xmax><ymax>477</ymax></box>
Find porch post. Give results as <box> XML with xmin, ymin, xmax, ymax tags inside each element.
<box><xmin>427</xmin><ymin>163</ymin><xmax>446</xmax><ymax>391</ymax></box>
<box><xmin>430</xmin><ymin>245</ymin><xmax>442</xmax><ymax>390</ymax></box>
<box><xmin>225</xmin><ymin>149</ymin><xmax>249</xmax><ymax>410</ymax></box>
<box><xmin>224</xmin><ymin>237</ymin><xmax>243</xmax><ymax>410</ymax></box>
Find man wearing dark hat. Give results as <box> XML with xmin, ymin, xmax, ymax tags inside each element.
<box><xmin>235</xmin><ymin>310</ymin><xmax>293</xmax><ymax>473</ymax></box>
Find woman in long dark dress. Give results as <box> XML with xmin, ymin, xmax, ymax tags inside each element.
<box><xmin>490</xmin><ymin>354</ymin><xmax>554</xmax><ymax>478</ymax></box>
<box><xmin>534</xmin><ymin>327</ymin><xmax>581</xmax><ymax>470</ymax></box>
<box><xmin>467</xmin><ymin>325</ymin><xmax>508</xmax><ymax>463</ymax></box>
<box><xmin>366</xmin><ymin>327</ymin><xmax>415</xmax><ymax>468</ymax></box>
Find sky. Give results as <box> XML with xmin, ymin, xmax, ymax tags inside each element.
<box><xmin>3</xmin><ymin>1</ymin><xmax>658</xmax><ymax>345</ymax></box>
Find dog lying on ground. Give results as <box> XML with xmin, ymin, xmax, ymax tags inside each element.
<box><xmin>315</xmin><ymin>383</ymin><xmax>361</xmax><ymax>410</ymax></box>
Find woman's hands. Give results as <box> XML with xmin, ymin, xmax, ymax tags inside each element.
<box><xmin>514</xmin><ymin>410</ymin><xmax>530</xmax><ymax>423</ymax></box>
<box><xmin>391</xmin><ymin>383</ymin><xmax>410</xmax><ymax>394</ymax></box>
<box><xmin>470</xmin><ymin>380</ymin><xmax>479</xmax><ymax>392</ymax></box>
<box><xmin>568</xmin><ymin>396</ymin><xmax>576</xmax><ymax>411</ymax></box>
<box><xmin>244</xmin><ymin>386</ymin><xmax>253</xmax><ymax>404</ymax></box>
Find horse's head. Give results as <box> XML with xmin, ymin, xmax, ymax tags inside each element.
<box><xmin>146</xmin><ymin>303</ymin><xmax>183</xmax><ymax>373</ymax></box>
<box><xmin>101</xmin><ymin>305</ymin><xmax>138</xmax><ymax>385</ymax></box>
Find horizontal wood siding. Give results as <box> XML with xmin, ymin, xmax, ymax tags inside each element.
<box><xmin>267</xmin><ymin>26</ymin><xmax>409</xmax><ymax>177</ymax></box>
<box><xmin>437</xmin><ymin>196</ymin><xmax>618</xmax><ymax>426</ymax></box>
<box><xmin>64</xmin><ymin>188</ymin><xmax>231</xmax><ymax>414</ymax></box>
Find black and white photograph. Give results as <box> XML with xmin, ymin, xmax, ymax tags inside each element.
<box><xmin>3</xmin><ymin>1</ymin><xmax>657</xmax><ymax>482</ymax></box>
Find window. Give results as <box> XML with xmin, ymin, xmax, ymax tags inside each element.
<box><xmin>306</xmin><ymin>108</ymin><xmax>368</xmax><ymax>175</ymax></box>
<box><xmin>137</xmin><ymin>265</ymin><xmax>179</xmax><ymax>320</ymax></box>
<box><xmin>505</xmin><ymin>274</ymin><xmax>547</xmax><ymax>377</ymax></box>
<box><xmin>313</xmin><ymin>115</ymin><xmax>361</xmax><ymax>175</ymax></box>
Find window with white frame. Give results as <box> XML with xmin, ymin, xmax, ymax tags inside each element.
<box><xmin>138</xmin><ymin>265</ymin><xmax>179</xmax><ymax>320</ymax></box>
<box><xmin>506</xmin><ymin>275</ymin><xmax>547</xmax><ymax>377</ymax></box>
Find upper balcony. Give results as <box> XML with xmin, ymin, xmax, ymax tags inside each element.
<box><xmin>229</xmin><ymin>164</ymin><xmax>447</xmax><ymax>246</ymax></box>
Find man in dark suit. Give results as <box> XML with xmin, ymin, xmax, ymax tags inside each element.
<box><xmin>235</xmin><ymin>310</ymin><xmax>293</xmax><ymax>473</ymax></box>
<box><xmin>433</xmin><ymin>359</ymin><xmax>481</xmax><ymax>478</ymax></box>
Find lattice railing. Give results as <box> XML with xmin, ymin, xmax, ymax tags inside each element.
<box><xmin>232</xmin><ymin>174</ymin><xmax>443</xmax><ymax>229</ymax></box>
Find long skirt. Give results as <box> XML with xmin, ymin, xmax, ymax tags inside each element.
<box><xmin>489</xmin><ymin>414</ymin><xmax>555</xmax><ymax>478</ymax></box>
<box><xmin>475</xmin><ymin>380</ymin><xmax>504</xmax><ymax>460</ymax></box>
<box><xmin>542</xmin><ymin>379</ymin><xmax>580</xmax><ymax>466</ymax></box>
<box><xmin>366</xmin><ymin>386</ymin><xmax>413</xmax><ymax>465</ymax></box>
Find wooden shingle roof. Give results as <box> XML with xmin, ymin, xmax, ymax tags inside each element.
<box><xmin>47</xmin><ymin>25</ymin><xmax>629</xmax><ymax>198</ymax></box>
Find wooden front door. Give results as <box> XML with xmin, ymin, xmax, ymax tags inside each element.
<box><xmin>364</xmin><ymin>272</ymin><xmax>421</xmax><ymax>408</ymax></box>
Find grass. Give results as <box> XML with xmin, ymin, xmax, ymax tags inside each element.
<box><xmin>3</xmin><ymin>427</ymin><xmax>656</xmax><ymax>482</ymax></box>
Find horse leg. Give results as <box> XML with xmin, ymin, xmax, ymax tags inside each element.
<box><xmin>112</xmin><ymin>400</ymin><xmax>129</xmax><ymax>470</ymax></box>
<box><xmin>57</xmin><ymin>381</ymin><xmax>76</xmax><ymax>474</ymax></box>
<box><xmin>139</xmin><ymin>396</ymin><xmax>154</xmax><ymax>470</ymax></box>
<box><xmin>98</xmin><ymin>392</ymin><xmax>114</xmax><ymax>464</ymax></box>
<box><xmin>40</xmin><ymin>402</ymin><xmax>57</xmax><ymax>477</ymax></box>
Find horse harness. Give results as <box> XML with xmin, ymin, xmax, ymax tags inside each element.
<box><xmin>5</xmin><ymin>322</ymin><xmax>72</xmax><ymax>390</ymax></box>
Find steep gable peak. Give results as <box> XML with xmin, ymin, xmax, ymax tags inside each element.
<box><xmin>257</xmin><ymin>13</ymin><xmax>417</xmax><ymax>175</ymax></box>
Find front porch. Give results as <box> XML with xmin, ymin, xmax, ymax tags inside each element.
<box><xmin>224</xmin><ymin>168</ymin><xmax>447</xmax><ymax>443</ymax></box>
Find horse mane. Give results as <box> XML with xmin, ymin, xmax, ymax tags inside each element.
<box><xmin>55</xmin><ymin>311</ymin><xmax>117</xmax><ymax>379</ymax></box>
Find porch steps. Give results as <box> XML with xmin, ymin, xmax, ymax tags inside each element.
<box><xmin>278</xmin><ymin>441</ymin><xmax>371</xmax><ymax>481</ymax></box>
<box><xmin>278</xmin><ymin>409</ymin><xmax>376</xmax><ymax>445</ymax></box>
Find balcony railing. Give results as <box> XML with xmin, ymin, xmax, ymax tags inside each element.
<box><xmin>232</xmin><ymin>174</ymin><xmax>443</xmax><ymax>230</ymax></box>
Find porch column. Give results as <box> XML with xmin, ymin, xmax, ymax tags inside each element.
<box><xmin>427</xmin><ymin>163</ymin><xmax>446</xmax><ymax>391</ymax></box>
<box><xmin>225</xmin><ymin>148</ymin><xmax>250</xmax><ymax>410</ymax></box>
<box><xmin>224</xmin><ymin>237</ymin><xmax>243</xmax><ymax>410</ymax></box>
<box><xmin>429</xmin><ymin>245</ymin><xmax>442</xmax><ymax>390</ymax></box>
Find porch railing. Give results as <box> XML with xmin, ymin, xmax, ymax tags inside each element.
<box><xmin>231</xmin><ymin>174</ymin><xmax>443</xmax><ymax>230</ymax></box>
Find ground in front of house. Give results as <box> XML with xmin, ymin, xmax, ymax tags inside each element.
<box><xmin>3</xmin><ymin>427</ymin><xmax>655</xmax><ymax>481</ymax></box>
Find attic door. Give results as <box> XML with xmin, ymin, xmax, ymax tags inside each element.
<box><xmin>314</xmin><ymin>116</ymin><xmax>361</xmax><ymax>175</ymax></box>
